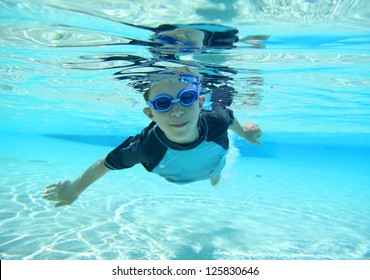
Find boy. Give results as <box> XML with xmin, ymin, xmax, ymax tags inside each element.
<box><xmin>43</xmin><ymin>68</ymin><xmax>262</xmax><ymax>207</ymax></box>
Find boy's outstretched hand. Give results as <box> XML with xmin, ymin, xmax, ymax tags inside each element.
<box><xmin>242</xmin><ymin>122</ymin><xmax>263</xmax><ymax>146</ymax></box>
<box><xmin>42</xmin><ymin>157</ymin><xmax>111</xmax><ymax>208</ymax></box>
<box><xmin>43</xmin><ymin>181</ymin><xmax>79</xmax><ymax>207</ymax></box>
<box><xmin>230</xmin><ymin>118</ymin><xmax>262</xmax><ymax>145</ymax></box>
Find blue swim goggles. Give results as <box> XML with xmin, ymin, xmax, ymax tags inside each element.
<box><xmin>146</xmin><ymin>88</ymin><xmax>200</xmax><ymax>112</ymax></box>
<box><xmin>155</xmin><ymin>34</ymin><xmax>197</xmax><ymax>52</ymax></box>
<box><xmin>155</xmin><ymin>34</ymin><xmax>194</xmax><ymax>46</ymax></box>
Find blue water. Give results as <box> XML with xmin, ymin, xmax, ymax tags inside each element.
<box><xmin>1</xmin><ymin>0</ymin><xmax>370</xmax><ymax>260</ymax></box>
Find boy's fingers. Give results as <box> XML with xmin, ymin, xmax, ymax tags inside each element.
<box><xmin>43</xmin><ymin>188</ymin><xmax>61</xmax><ymax>200</ymax></box>
<box><xmin>254</xmin><ymin>140</ymin><xmax>262</xmax><ymax>146</ymax></box>
<box><xmin>42</xmin><ymin>191</ymin><xmax>51</xmax><ymax>198</ymax></box>
<box><xmin>250</xmin><ymin>138</ymin><xmax>262</xmax><ymax>145</ymax></box>
<box><xmin>46</xmin><ymin>181</ymin><xmax>65</xmax><ymax>189</ymax></box>
<box><xmin>43</xmin><ymin>193</ymin><xmax>56</xmax><ymax>201</ymax></box>
<box><xmin>43</xmin><ymin>188</ymin><xmax>54</xmax><ymax>195</ymax></box>
<box><xmin>44</xmin><ymin>182</ymin><xmax>63</xmax><ymax>198</ymax></box>
<box><xmin>55</xmin><ymin>202</ymin><xmax>68</xmax><ymax>208</ymax></box>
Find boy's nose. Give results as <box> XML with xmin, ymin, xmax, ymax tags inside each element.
<box><xmin>170</xmin><ymin>103</ymin><xmax>184</xmax><ymax>117</ymax></box>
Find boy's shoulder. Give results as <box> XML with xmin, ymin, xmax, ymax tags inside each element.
<box><xmin>201</xmin><ymin>105</ymin><xmax>234</xmax><ymax>127</ymax></box>
<box><xmin>105</xmin><ymin>121</ymin><xmax>166</xmax><ymax>171</ymax></box>
<box><xmin>200</xmin><ymin>106</ymin><xmax>234</xmax><ymax>146</ymax></box>
<box><xmin>140</xmin><ymin>121</ymin><xmax>164</xmax><ymax>148</ymax></box>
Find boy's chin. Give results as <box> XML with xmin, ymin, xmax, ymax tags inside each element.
<box><xmin>166</xmin><ymin>130</ymin><xmax>198</xmax><ymax>144</ymax></box>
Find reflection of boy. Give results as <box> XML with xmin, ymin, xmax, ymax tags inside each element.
<box><xmin>151</xmin><ymin>24</ymin><xmax>269</xmax><ymax>52</ymax></box>
<box><xmin>127</xmin><ymin>23</ymin><xmax>240</xmax><ymax>50</ymax></box>
<box><xmin>43</xmin><ymin>67</ymin><xmax>262</xmax><ymax>207</ymax></box>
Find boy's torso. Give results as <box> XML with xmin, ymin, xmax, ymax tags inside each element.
<box><xmin>104</xmin><ymin>107</ymin><xmax>233</xmax><ymax>183</ymax></box>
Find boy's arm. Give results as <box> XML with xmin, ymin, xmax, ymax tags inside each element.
<box><xmin>43</xmin><ymin>157</ymin><xmax>111</xmax><ymax>207</ymax></box>
<box><xmin>229</xmin><ymin>117</ymin><xmax>262</xmax><ymax>145</ymax></box>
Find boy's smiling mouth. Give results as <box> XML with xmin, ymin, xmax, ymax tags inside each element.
<box><xmin>170</xmin><ymin>121</ymin><xmax>188</xmax><ymax>128</ymax></box>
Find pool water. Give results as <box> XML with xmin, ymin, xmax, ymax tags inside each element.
<box><xmin>1</xmin><ymin>0</ymin><xmax>370</xmax><ymax>260</ymax></box>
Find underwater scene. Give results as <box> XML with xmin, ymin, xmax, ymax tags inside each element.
<box><xmin>0</xmin><ymin>0</ymin><xmax>370</xmax><ymax>260</ymax></box>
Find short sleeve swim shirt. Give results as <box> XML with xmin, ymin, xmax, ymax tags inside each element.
<box><xmin>104</xmin><ymin>107</ymin><xmax>234</xmax><ymax>184</ymax></box>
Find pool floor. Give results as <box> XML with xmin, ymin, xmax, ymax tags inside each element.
<box><xmin>0</xmin><ymin>132</ymin><xmax>369</xmax><ymax>260</ymax></box>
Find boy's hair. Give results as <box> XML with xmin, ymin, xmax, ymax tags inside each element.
<box><xmin>144</xmin><ymin>66</ymin><xmax>201</xmax><ymax>101</ymax></box>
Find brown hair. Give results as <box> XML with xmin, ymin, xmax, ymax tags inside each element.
<box><xmin>144</xmin><ymin>66</ymin><xmax>201</xmax><ymax>101</ymax></box>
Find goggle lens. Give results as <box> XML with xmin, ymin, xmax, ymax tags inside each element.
<box><xmin>155</xmin><ymin>35</ymin><xmax>178</xmax><ymax>45</ymax></box>
<box><xmin>154</xmin><ymin>98</ymin><xmax>172</xmax><ymax>111</ymax></box>
<box><xmin>180</xmin><ymin>90</ymin><xmax>197</xmax><ymax>104</ymax></box>
<box><xmin>148</xmin><ymin>89</ymin><xmax>199</xmax><ymax>112</ymax></box>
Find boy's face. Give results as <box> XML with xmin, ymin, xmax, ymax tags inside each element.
<box><xmin>144</xmin><ymin>80</ymin><xmax>204</xmax><ymax>144</ymax></box>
